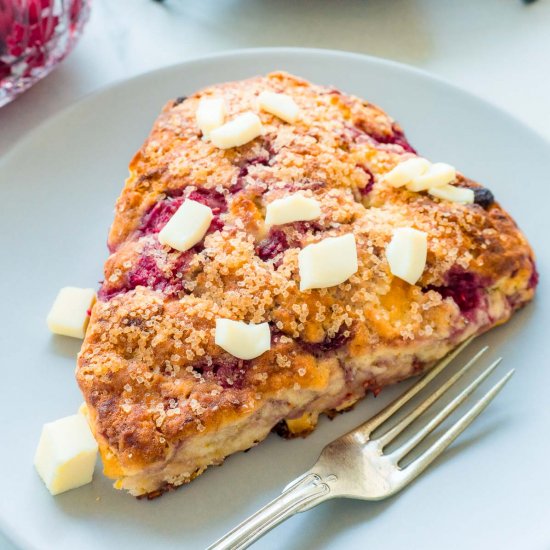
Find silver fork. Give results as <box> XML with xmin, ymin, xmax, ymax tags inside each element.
<box><xmin>207</xmin><ymin>338</ymin><xmax>513</xmax><ymax>550</ymax></box>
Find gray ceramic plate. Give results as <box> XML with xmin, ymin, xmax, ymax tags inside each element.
<box><xmin>0</xmin><ymin>49</ymin><xmax>548</xmax><ymax>550</ymax></box>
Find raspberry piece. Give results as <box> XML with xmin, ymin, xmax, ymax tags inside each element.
<box><xmin>193</xmin><ymin>358</ymin><xmax>249</xmax><ymax>390</ymax></box>
<box><xmin>302</xmin><ymin>329</ymin><xmax>352</xmax><ymax>356</ymax></box>
<box><xmin>428</xmin><ymin>269</ymin><xmax>487</xmax><ymax>316</ymax></box>
<box><xmin>256</xmin><ymin>229</ymin><xmax>289</xmax><ymax>261</ymax></box>
<box><xmin>140</xmin><ymin>187</ymin><xmax>227</xmax><ymax>235</ymax></box>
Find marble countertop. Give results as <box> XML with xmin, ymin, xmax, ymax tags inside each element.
<box><xmin>1</xmin><ymin>0</ymin><xmax>549</xmax><ymax>547</ymax></box>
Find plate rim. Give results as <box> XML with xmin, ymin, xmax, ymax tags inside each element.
<box><xmin>2</xmin><ymin>46</ymin><xmax>549</xmax><ymax>165</ymax></box>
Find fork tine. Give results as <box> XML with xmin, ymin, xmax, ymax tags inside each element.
<box><xmin>400</xmin><ymin>369</ymin><xmax>514</xmax><ymax>484</ymax></box>
<box><xmin>387</xmin><ymin>357</ymin><xmax>502</xmax><ymax>461</ymax></box>
<box><xmin>361</xmin><ymin>337</ymin><xmax>477</xmax><ymax>435</ymax></box>
<box><xmin>378</xmin><ymin>350</ymin><xmax>498</xmax><ymax>449</ymax></box>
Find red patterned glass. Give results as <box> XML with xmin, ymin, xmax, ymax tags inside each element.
<box><xmin>0</xmin><ymin>0</ymin><xmax>90</xmax><ymax>107</ymax></box>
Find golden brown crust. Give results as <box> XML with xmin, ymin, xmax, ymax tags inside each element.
<box><xmin>76</xmin><ymin>72</ymin><xmax>537</xmax><ymax>495</ymax></box>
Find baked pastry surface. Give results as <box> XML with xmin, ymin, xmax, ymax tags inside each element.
<box><xmin>76</xmin><ymin>72</ymin><xmax>537</xmax><ymax>497</ymax></box>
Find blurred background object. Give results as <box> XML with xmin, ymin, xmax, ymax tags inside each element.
<box><xmin>0</xmin><ymin>0</ymin><xmax>549</xmax><ymax>153</ymax></box>
<box><xmin>0</xmin><ymin>0</ymin><xmax>90</xmax><ymax>107</ymax></box>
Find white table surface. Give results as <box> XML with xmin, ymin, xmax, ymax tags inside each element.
<box><xmin>1</xmin><ymin>0</ymin><xmax>549</xmax><ymax>548</ymax></box>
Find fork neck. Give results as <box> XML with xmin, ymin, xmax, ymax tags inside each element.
<box><xmin>207</xmin><ymin>473</ymin><xmax>331</xmax><ymax>550</ymax></box>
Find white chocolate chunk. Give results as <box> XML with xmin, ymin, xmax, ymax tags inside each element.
<box><xmin>265</xmin><ymin>193</ymin><xmax>321</xmax><ymax>226</ymax></box>
<box><xmin>34</xmin><ymin>414</ymin><xmax>98</xmax><ymax>495</ymax></box>
<box><xmin>258</xmin><ymin>91</ymin><xmax>300</xmax><ymax>123</ymax></box>
<box><xmin>407</xmin><ymin>162</ymin><xmax>456</xmax><ymax>192</ymax></box>
<box><xmin>46</xmin><ymin>287</ymin><xmax>96</xmax><ymax>339</ymax></box>
<box><xmin>209</xmin><ymin>112</ymin><xmax>263</xmax><ymax>149</ymax></box>
<box><xmin>386</xmin><ymin>227</ymin><xmax>428</xmax><ymax>285</ymax></box>
<box><xmin>215</xmin><ymin>319</ymin><xmax>271</xmax><ymax>360</ymax></box>
<box><xmin>196</xmin><ymin>97</ymin><xmax>226</xmax><ymax>138</ymax></box>
<box><xmin>298</xmin><ymin>233</ymin><xmax>358</xmax><ymax>291</ymax></box>
<box><xmin>384</xmin><ymin>157</ymin><xmax>430</xmax><ymax>187</ymax></box>
<box><xmin>158</xmin><ymin>199</ymin><xmax>213</xmax><ymax>252</ymax></box>
<box><xmin>428</xmin><ymin>184</ymin><xmax>474</xmax><ymax>204</ymax></box>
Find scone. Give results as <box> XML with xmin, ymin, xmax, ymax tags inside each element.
<box><xmin>76</xmin><ymin>72</ymin><xmax>537</xmax><ymax>497</ymax></box>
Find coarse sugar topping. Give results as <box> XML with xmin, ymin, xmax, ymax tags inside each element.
<box><xmin>77</xmin><ymin>72</ymin><xmax>537</xmax><ymax>473</ymax></box>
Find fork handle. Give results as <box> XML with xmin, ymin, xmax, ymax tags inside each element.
<box><xmin>206</xmin><ymin>473</ymin><xmax>331</xmax><ymax>550</ymax></box>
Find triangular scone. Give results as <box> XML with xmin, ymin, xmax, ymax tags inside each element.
<box><xmin>77</xmin><ymin>72</ymin><xmax>537</xmax><ymax>497</ymax></box>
